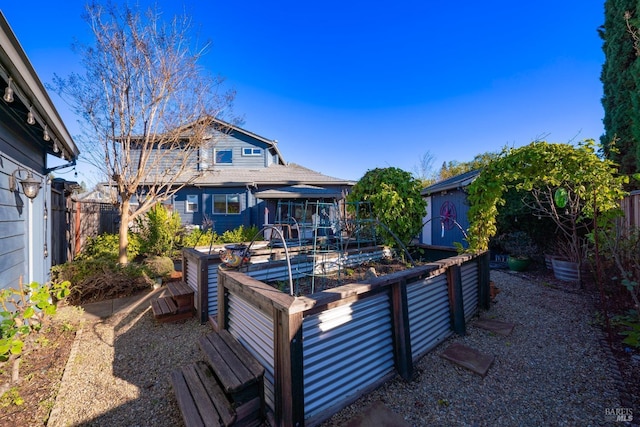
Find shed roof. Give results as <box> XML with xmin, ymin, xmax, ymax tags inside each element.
<box><xmin>421</xmin><ymin>169</ymin><xmax>481</xmax><ymax>196</ymax></box>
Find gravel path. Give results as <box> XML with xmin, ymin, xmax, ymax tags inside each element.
<box><xmin>47</xmin><ymin>291</ymin><xmax>211</xmax><ymax>427</ymax></box>
<box><xmin>321</xmin><ymin>270</ymin><xmax>623</xmax><ymax>426</ymax></box>
<box><xmin>48</xmin><ymin>270</ymin><xmax>625</xmax><ymax>426</ymax></box>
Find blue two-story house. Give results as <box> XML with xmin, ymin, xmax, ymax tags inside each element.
<box><xmin>138</xmin><ymin>119</ymin><xmax>354</xmax><ymax>235</ymax></box>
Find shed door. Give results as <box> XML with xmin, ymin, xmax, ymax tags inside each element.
<box><xmin>430</xmin><ymin>192</ymin><xmax>469</xmax><ymax>248</ymax></box>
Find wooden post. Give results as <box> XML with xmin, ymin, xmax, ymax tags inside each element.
<box><xmin>447</xmin><ymin>264</ymin><xmax>466</xmax><ymax>336</ymax></box>
<box><xmin>217</xmin><ymin>268</ymin><xmax>227</xmax><ymax>331</ymax></box>
<box><xmin>477</xmin><ymin>251</ymin><xmax>491</xmax><ymax>310</ymax></box>
<box><xmin>391</xmin><ymin>279</ymin><xmax>413</xmax><ymax>380</ymax></box>
<box><xmin>273</xmin><ymin>308</ymin><xmax>304</xmax><ymax>426</ymax></box>
<box><xmin>198</xmin><ymin>256</ymin><xmax>209</xmax><ymax>324</ymax></box>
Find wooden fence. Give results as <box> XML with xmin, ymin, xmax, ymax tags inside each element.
<box><xmin>621</xmin><ymin>190</ymin><xmax>640</xmax><ymax>231</ymax></box>
<box><xmin>186</xmin><ymin>246</ymin><xmax>489</xmax><ymax>426</ymax></box>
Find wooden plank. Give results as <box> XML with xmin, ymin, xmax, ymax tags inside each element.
<box><xmin>170</xmin><ymin>369</ymin><xmax>206</xmax><ymax>427</ymax></box>
<box><xmin>234</xmin><ymin>396</ymin><xmax>261</xmax><ymax>424</ymax></box>
<box><xmin>181</xmin><ymin>364</ymin><xmax>223</xmax><ymax>427</ymax></box>
<box><xmin>219</xmin><ymin>330</ymin><xmax>265</xmax><ymax>379</ymax></box>
<box><xmin>193</xmin><ymin>361</ymin><xmax>236</xmax><ymax>426</ymax></box>
<box><xmin>152</xmin><ymin>297</ymin><xmax>178</xmax><ymax>317</ymax></box>
<box><xmin>199</xmin><ymin>334</ymin><xmax>243</xmax><ymax>392</ymax></box>
<box><xmin>209</xmin><ymin>330</ymin><xmax>256</xmax><ymax>393</ymax></box>
<box><xmin>169</xmin><ymin>281</ymin><xmax>194</xmax><ymax>297</ymax></box>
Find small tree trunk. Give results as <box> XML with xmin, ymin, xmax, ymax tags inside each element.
<box><xmin>119</xmin><ymin>199</ymin><xmax>131</xmax><ymax>265</ymax></box>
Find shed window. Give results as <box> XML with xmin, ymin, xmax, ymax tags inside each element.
<box><xmin>242</xmin><ymin>148</ymin><xmax>262</xmax><ymax>156</ymax></box>
<box><xmin>215</xmin><ymin>149</ymin><xmax>232</xmax><ymax>164</ymax></box>
<box><xmin>186</xmin><ymin>195</ymin><xmax>199</xmax><ymax>212</ymax></box>
<box><xmin>213</xmin><ymin>194</ymin><xmax>240</xmax><ymax>214</ymax></box>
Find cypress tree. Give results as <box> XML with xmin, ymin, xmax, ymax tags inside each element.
<box><xmin>600</xmin><ymin>0</ymin><xmax>640</xmax><ymax>182</ymax></box>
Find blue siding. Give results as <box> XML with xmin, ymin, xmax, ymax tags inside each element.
<box><xmin>0</xmin><ymin>120</ymin><xmax>49</xmax><ymax>290</ymax></box>
<box><xmin>174</xmin><ymin>188</ymin><xmax>252</xmax><ymax>233</ymax></box>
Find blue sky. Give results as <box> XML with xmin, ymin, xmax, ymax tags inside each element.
<box><xmin>1</xmin><ymin>1</ymin><xmax>606</xmax><ymax>185</ymax></box>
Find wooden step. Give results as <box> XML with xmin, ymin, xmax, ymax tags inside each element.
<box><xmin>151</xmin><ymin>296</ymin><xmax>193</xmax><ymax>322</ymax></box>
<box><xmin>199</xmin><ymin>330</ymin><xmax>265</xmax><ymax>405</ymax></box>
<box><xmin>167</xmin><ymin>281</ymin><xmax>195</xmax><ymax>313</ymax></box>
<box><xmin>171</xmin><ymin>361</ymin><xmax>236</xmax><ymax>427</ymax></box>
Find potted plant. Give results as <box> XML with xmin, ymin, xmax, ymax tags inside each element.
<box><xmin>497</xmin><ymin>231</ymin><xmax>538</xmax><ymax>271</ymax></box>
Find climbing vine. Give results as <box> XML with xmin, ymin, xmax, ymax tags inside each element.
<box><xmin>466</xmin><ymin>140</ymin><xmax>628</xmax><ymax>252</ymax></box>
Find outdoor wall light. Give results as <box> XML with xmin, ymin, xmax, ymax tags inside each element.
<box><xmin>3</xmin><ymin>77</ymin><xmax>14</xmax><ymax>103</ymax></box>
<box><xmin>9</xmin><ymin>168</ymin><xmax>41</xmax><ymax>199</ymax></box>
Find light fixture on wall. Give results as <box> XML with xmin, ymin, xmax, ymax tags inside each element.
<box><xmin>9</xmin><ymin>168</ymin><xmax>41</xmax><ymax>199</ymax></box>
<box><xmin>27</xmin><ymin>106</ymin><xmax>35</xmax><ymax>125</ymax></box>
<box><xmin>3</xmin><ymin>77</ymin><xmax>14</xmax><ymax>103</ymax></box>
<box><xmin>52</xmin><ymin>138</ymin><xmax>59</xmax><ymax>153</ymax></box>
<box><xmin>43</xmin><ymin>125</ymin><xmax>50</xmax><ymax>141</ymax></box>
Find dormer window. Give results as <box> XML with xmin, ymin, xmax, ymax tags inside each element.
<box><xmin>242</xmin><ymin>148</ymin><xmax>262</xmax><ymax>156</ymax></box>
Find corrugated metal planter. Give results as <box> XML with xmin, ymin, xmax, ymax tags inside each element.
<box><xmin>551</xmin><ymin>258</ymin><xmax>580</xmax><ymax>282</ymax></box>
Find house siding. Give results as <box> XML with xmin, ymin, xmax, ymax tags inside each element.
<box><xmin>0</xmin><ymin>119</ymin><xmax>48</xmax><ymax>290</ymax></box>
<box><xmin>174</xmin><ymin>187</ymin><xmax>252</xmax><ymax>233</ymax></box>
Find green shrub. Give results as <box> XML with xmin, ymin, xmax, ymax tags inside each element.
<box><xmin>77</xmin><ymin>233</ymin><xmax>141</xmax><ymax>261</ymax></box>
<box><xmin>0</xmin><ymin>280</ymin><xmax>70</xmax><ymax>361</ymax></box>
<box><xmin>137</xmin><ymin>204</ymin><xmax>182</xmax><ymax>257</ymax></box>
<box><xmin>220</xmin><ymin>225</ymin><xmax>261</xmax><ymax>243</ymax></box>
<box><xmin>143</xmin><ymin>255</ymin><xmax>175</xmax><ymax>278</ymax></box>
<box><xmin>180</xmin><ymin>227</ymin><xmax>220</xmax><ymax>248</ymax></box>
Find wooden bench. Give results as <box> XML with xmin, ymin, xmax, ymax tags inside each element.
<box><xmin>171</xmin><ymin>361</ymin><xmax>236</xmax><ymax>427</ymax></box>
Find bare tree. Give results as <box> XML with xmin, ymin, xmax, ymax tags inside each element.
<box><xmin>53</xmin><ymin>1</ymin><xmax>235</xmax><ymax>264</ymax></box>
<box><xmin>412</xmin><ymin>151</ymin><xmax>437</xmax><ymax>186</ymax></box>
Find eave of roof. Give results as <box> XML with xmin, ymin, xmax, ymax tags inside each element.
<box><xmin>254</xmin><ymin>184</ymin><xmax>343</xmax><ymax>199</ymax></box>
<box><xmin>421</xmin><ymin>169</ymin><xmax>481</xmax><ymax>196</ymax></box>
<box><xmin>0</xmin><ymin>12</ymin><xmax>78</xmax><ymax>159</ymax></box>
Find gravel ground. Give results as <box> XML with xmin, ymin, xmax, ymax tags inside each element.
<box><xmin>47</xmin><ymin>291</ymin><xmax>211</xmax><ymax>427</ymax></box>
<box><xmin>321</xmin><ymin>270</ymin><xmax>624</xmax><ymax>427</ymax></box>
<box><xmin>48</xmin><ymin>270</ymin><xmax>627</xmax><ymax>426</ymax></box>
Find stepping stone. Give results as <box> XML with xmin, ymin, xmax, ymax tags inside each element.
<box><xmin>345</xmin><ymin>400</ymin><xmax>410</xmax><ymax>427</ymax></box>
<box><xmin>475</xmin><ymin>318</ymin><xmax>515</xmax><ymax>336</ymax></box>
<box><xmin>440</xmin><ymin>342</ymin><xmax>495</xmax><ymax>377</ymax></box>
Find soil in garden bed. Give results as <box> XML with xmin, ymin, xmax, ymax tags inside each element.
<box><xmin>273</xmin><ymin>258</ymin><xmax>420</xmax><ymax>296</ymax></box>
<box><xmin>0</xmin><ymin>306</ymin><xmax>84</xmax><ymax>427</ymax></box>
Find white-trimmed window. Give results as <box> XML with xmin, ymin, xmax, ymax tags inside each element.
<box><xmin>242</xmin><ymin>147</ymin><xmax>262</xmax><ymax>156</ymax></box>
<box><xmin>215</xmin><ymin>148</ymin><xmax>233</xmax><ymax>164</ymax></box>
<box><xmin>186</xmin><ymin>195</ymin><xmax>199</xmax><ymax>212</ymax></box>
<box><xmin>213</xmin><ymin>194</ymin><xmax>240</xmax><ymax>214</ymax></box>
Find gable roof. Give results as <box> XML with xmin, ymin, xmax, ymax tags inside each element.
<box><xmin>421</xmin><ymin>169</ymin><xmax>481</xmax><ymax>196</ymax></box>
<box><xmin>164</xmin><ymin>162</ymin><xmax>354</xmax><ymax>187</ymax></box>
<box><xmin>212</xmin><ymin>118</ymin><xmax>286</xmax><ymax>165</ymax></box>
